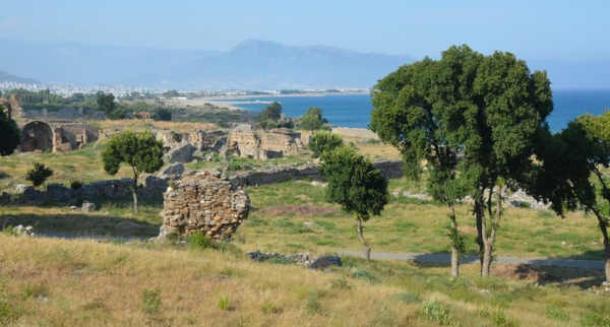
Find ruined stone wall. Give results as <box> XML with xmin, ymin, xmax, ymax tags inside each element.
<box><xmin>157</xmin><ymin>129</ymin><xmax>227</xmax><ymax>152</ymax></box>
<box><xmin>226</xmin><ymin>124</ymin><xmax>306</xmax><ymax>160</ymax></box>
<box><xmin>161</xmin><ymin>172</ymin><xmax>250</xmax><ymax>239</ymax></box>
<box><xmin>21</xmin><ymin>121</ymin><xmax>98</xmax><ymax>153</ymax></box>
<box><xmin>0</xmin><ymin>95</ymin><xmax>22</xmax><ymax>120</ymax></box>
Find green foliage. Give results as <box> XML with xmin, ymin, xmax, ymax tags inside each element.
<box><xmin>102</xmin><ymin>131</ymin><xmax>164</xmax><ymax>177</ymax></box>
<box><xmin>298</xmin><ymin>107</ymin><xmax>328</xmax><ymax>131</ymax></box>
<box><xmin>96</xmin><ymin>91</ymin><xmax>116</xmax><ymax>115</ymax></box>
<box><xmin>153</xmin><ymin>108</ymin><xmax>172</xmax><ymax>121</ymax></box>
<box><xmin>217</xmin><ymin>295</ymin><xmax>232</xmax><ymax>311</ymax></box>
<box><xmin>305</xmin><ymin>290</ymin><xmax>322</xmax><ymax>315</ymax></box>
<box><xmin>102</xmin><ymin>131</ymin><xmax>164</xmax><ymax>211</ymax></box>
<box><xmin>227</xmin><ymin>156</ymin><xmax>255</xmax><ymax>171</ymax></box>
<box><xmin>70</xmin><ymin>180</ymin><xmax>83</xmax><ymax>190</ymax></box>
<box><xmin>257</xmin><ymin>101</ymin><xmax>294</xmax><ymax>129</ymax></box>
<box><xmin>0</xmin><ymin>105</ymin><xmax>20</xmax><ymax>156</ymax></box>
<box><xmin>187</xmin><ymin>232</ymin><xmax>214</xmax><ymax>250</ymax></box>
<box><xmin>141</xmin><ymin>288</ymin><xmax>161</xmax><ymax>314</ymax></box>
<box><xmin>421</xmin><ymin>300</ymin><xmax>451</xmax><ymax>325</ymax></box>
<box><xmin>320</xmin><ymin>146</ymin><xmax>388</xmax><ymax>221</ymax></box>
<box><xmin>309</xmin><ymin>131</ymin><xmax>343</xmax><ymax>158</ymax></box>
<box><xmin>26</xmin><ymin>162</ymin><xmax>53</xmax><ymax>187</ymax></box>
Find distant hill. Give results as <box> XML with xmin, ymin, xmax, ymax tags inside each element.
<box><xmin>0</xmin><ymin>39</ymin><xmax>410</xmax><ymax>89</ymax></box>
<box><xmin>0</xmin><ymin>39</ymin><xmax>607</xmax><ymax>90</ymax></box>
<box><xmin>0</xmin><ymin>70</ymin><xmax>38</xmax><ymax>84</ymax></box>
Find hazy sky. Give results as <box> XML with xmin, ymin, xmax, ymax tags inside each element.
<box><xmin>1</xmin><ymin>0</ymin><xmax>608</xmax><ymax>60</ymax></box>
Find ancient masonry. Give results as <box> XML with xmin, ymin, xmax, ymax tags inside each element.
<box><xmin>20</xmin><ymin>121</ymin><xmax>99</xmax><ymax>153</ymax></box>
<box><xmin>226</xmin><ymin>124</ymin><xmax>311</xmax><ymax>160</ymax></box>
<box><xmin>160</xmin><ymin>171</ymin><xmax>250</xmax><ymax>239</ymax></box>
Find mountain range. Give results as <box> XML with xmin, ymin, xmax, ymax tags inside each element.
<box><xmin>0</xmin><ymin>39</ymin><xmax>608</xmax><ymax>90</ymax></box>
<box><xmin>0</xmin><ymin>39</ymin><xmax>409</xmax><ymax>89</ymax></box>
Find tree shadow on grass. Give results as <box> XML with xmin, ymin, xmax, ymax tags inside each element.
<box><xmin>413</xmin><ymin>251</ymin><xmax>605</xmax><ymax>289</ymax></box>
<box><xmin>0</xmin><ymin>213</ymin><xmax>160</xmax><ymax>240</ymax></box>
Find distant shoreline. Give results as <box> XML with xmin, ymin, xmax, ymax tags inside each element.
<box><xmin>204</xmin><ymin>91</ymin><xmax>370</xmax><ymax>111</ymax></box>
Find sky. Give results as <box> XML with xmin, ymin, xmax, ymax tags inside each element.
<box><xmin>0</xmin><ymin>0</ymin><xmax>609</xmax><ymax>60</ymax></box>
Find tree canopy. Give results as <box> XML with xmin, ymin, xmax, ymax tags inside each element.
<box><xmin>298</xmin><ymin>107</ymin><xmax>328</xmax><ymax>131</ymax></box>
<box><xmin>96</xmin><ymin>92</ymin><xmax>117</xmax><ymax>115</ymax></box>
<box><xmin>370</xmin><ymin>45</ymin><xmax>553</xmax><ymax>276</ymax></box>
<box><xmin>102</xmin><ymin>131</ymin><xmax>164</xmax><ymax>212</ymax></box>
<box><xmin>309</xmin><ymin>131</ymin><xmax>343</xmax><ymax>158</ymax></box>
<box><xmin>0</xmin><ymin>104</ymin><xmax>20</xmax><ymax>156</ymax></box>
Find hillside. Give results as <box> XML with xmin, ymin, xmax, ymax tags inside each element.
<box><xmin>0</xmin><ymin>70</ymin><xmax>38</xmax><ymax>84</ymax></box>
<box><xmin>0</xmin><ymin>39</ymin><xmax>409</xmax><ymax>89</ymax></box>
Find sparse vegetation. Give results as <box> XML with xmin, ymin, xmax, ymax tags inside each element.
<box><xmin>25</xmin><ymin>162</ymin><xmax>53</xmax><ymax>187</ymax></box>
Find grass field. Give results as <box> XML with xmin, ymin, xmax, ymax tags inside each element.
<box><xmin>2</xmin><ymin>127</ymin><xmax>610</xmax><ymax>326</ymax></box>
<box><xmin>2</xmin><ymin>235</ymin><xmax>610</xmax><ymax>326</ymax></box>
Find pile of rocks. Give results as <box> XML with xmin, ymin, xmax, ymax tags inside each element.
<box><xmin>160</xmin><ymin>171</ymin><xmax>250</xmax><ymax>240</ymax></box>
<box><xmin>247</xmin><ymin>250</ymin><xmax>342</xmax><ymax>270</ymax></box>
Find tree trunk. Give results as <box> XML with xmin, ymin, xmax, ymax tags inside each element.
<box><xmin>481</xmin><ymin>242</ymin><xmax>493</xmax><ymax>277</ymax></box>
<box><xmin>449</xmin><ymin>206</ymin><xmax>460</xmax><ymax>278</ymax></box>
<box><xmin>356</xmin><ymin>217</ymin><xmax>371</xmax><ymax>261</ymax></box>
<box><xmin>131</xmin><ymin>173</ymin><xmax>139</xmax><ymax>214</ymax></box>
<box><xmin>474</xmin><ymin>196</ymin><xmax>484</xmax><ymax>266</ymax></box>
<box><xmin>593</xmin><ymin>209</ymin><xmax>610</xmax><ymax>282</ymax></box>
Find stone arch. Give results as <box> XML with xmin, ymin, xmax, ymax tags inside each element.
<box><xmin>21</xmin><ymin>121</ymin><xmax>53</xmax><ymax>152</ymax></box>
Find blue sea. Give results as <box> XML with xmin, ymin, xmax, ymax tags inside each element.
<box><xmin>231</xmin><ymin>90</ymin><xmax>610</xmax><ymax>131</ymax></box>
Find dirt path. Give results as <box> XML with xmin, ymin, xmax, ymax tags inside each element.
<box><xmin>338</xmin><ymin>250</ymin><xmax>604</xmax><ymax>270</ymax></box>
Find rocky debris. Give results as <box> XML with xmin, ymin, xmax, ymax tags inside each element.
<box><xmin>246</xmin><ymin>251</ymin><xmax>342</xmax><ymax>269</ymax></box>
<box><xmin>309</xmin><ymin>255</ymin><xmax>342</xmax><ymax>270</ymax></box>
<box><xmin>158</xmin><ymin>163</ymin><xmax>185</xmax><ymax>179</ymax></box>
<box><xmin>160</xmin><ymin>171</ymin><xmax>250</xmax><ymax>240</ymax></box>
<box><xmin>393</xmin><ymin>190</ymin><xmax>433</xmax><ymax>202</ymax></box>
<box><xmin>247</xmin><ymin>251</ymin><xmax>313</xmax><ymax>266</ymax></box>
<box><xmin>8</xmin><ymin>225</ymin><xmax>35</xmax><ymax>237</ymax></box>
<box><xmin>81</xmin><ymin>201</ymin><xmax>96</xmax><ymax>213</ymax></box>
<box><xmin>165</xmin><ymin>143</ymin><xmax>196</xmax><ymax>163</ymax></box>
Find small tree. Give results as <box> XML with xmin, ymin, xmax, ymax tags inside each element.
<box><xmin>309</xmin><ymin>131</ymin><xmax>343</xmax><ymax>158</ymax></box>
<box><xmin>26</xmin><ymin>163</ymin><xmax>53</xmax><ymax>188</ymax></box>
<box><xmin>96</xmin><ymin>91</ymin><xmax>116</xmax><ymax>115</ymax></box>
<box><xmin>299</xmin><ymin>107</ymin><xmax>328</xmax><ymax>131</ymax></box>
<box><xmin>257</xmin><ymin>102</ymin><xmax>289</xmax><ymax>129</ymax></box>
<box><xmin>0</xmin><ymin>104</ymin><xmax>20</xmax><ymax>156</ymax></box>
<box><xmin>102</xmin><ymin>131</ymin><xmax>164</xmax><ymax>213</ymax></box>
<box><xmin>320</xmin><ymin>146</ymin><xmax>388</xmax><ymax>260</ymax></box>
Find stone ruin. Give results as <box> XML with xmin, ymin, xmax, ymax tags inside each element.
<box><xmin>0</xmin><ymin>94</ymin><xmax>22</xmax><ymax>120</ymax></box>
<box><xmin>20</xmin><ymin>121</ymin><xmax>99</xmax><ymax>153</ymax></box>
<box><xmin>226</xmin><ymin>124</ymin><xmax>310</xmax><ymax>160</ymax></box>
<box><xmin>160</xmin><ymin>171</ymin><xmax>250</xmax><ymax>240</ymax></box>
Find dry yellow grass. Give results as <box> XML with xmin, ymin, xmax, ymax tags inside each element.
<box><xmin>333</xmin><ymin>127</ymin><xmax>401</xmax><ymax>161</ymax></box>
<box><xmin>2</xmin><ymin>235</ymin><xmax>610</xmax><ymax>326</ymax></box>
<box><xmin>92</xmin><ymin>119</ymin><xmax>218</xmax><ymax>132</ymax></box>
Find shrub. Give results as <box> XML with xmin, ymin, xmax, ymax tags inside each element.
<box><xmin>70</xmin><ymin>180</ymin><xmax>83</xmax><ymax>190</ymax></box>
<box><xmin>309</xmin><ymin>131</ymin><xmax>343</xmax><ymax>158</ymax></box>
<box><xmin>217</xmin><ymin>295</ymin><xmax>232</xmax><ymax>311</ymax></box>
<box><xmin>25</xmin><ymin>163</ymin><xmax>53</xmax><ymax>187</ymax></box>
<box><xmin>141</xmin><ymin>288</ymin><xmax>161</xmax><ymax>314</ymax></box>
<box><xmin>305</xmin><ymin>291</ymin><xmax>322</xmax><ymax>315</ymax></box>
<box><xmin>153</xmin><ymin>108</ymin><xmax>172</xmax><ymax>121</ymax></box>
<box><xmin>421</xmin><ymin>300</ymin><xmax>451</xmax><ymax>325</ymax></box>
<box><xmin>227</xmin><ymin>157</ymin><xmax>254</xmax><ymax>171</ymax></box>
<box><xmin>187</xmin><ymin>232</ymin><xmax>214</xmax><ymax>250</ymax></box>
<box><xmin>298</xmin><ymin>107</ymin><xmax>328</xmax><ymax>131</ymax></box>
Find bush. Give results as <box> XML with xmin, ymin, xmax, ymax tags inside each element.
<box><xmin>421</xmin><ymin>300</ymin><xmax>451</xmax><ymax>325</ymax></box>
<box><xmin>141</xmin><ymin>288</ymin><xmax>161</xmax><ymax>314</ymax></box>
<box><xmin>227</xmin><ymin>157</ymin><xmax>254</xmax><ymax>171</ymax></box>
<box><xmin>187</xmin><ymin>232</ymin><xmax>214</xmax><ymax>250</ymax></box>
<box><xmin>309</xmin><ymin>131</ymin><xmax>343</xmax><ymax>158</ymax></box>
<box><xmin>298</xmin><ymin>107</ymin><xmax>328</xmax><ymax>131</ymax></box>
<box><xmin>217</xmin><ymin>295</ymin><xmax>232</xmax><ymax>311</ymax></box>
<box><xmin>70</xmin><ymin>180</ymin><xmax>83</xmax><ymax>190</ymax></box>
<box><xmin>153</xmin><ymin>108</ymin><xmax>172</xmax><ymax>121</ymax></box>
<box><xmin>25</xmin><ymin>163</ymin><xmax>53</xmax><ymax>187</ymax></box>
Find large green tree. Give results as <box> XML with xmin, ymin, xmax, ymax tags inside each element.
<box><xmin>102</xmin><ymin>131</ymin><xmax>164</xmax><ymax>213</ymax></box>
<box><xmin>320</xmin><ymin>146</ymin><xmax>388</xmax><ymax>260</ymax></box>
<box><xmin>96</xmin><ymin>91</ymin><xmax>117</xmax><ymax>115</ymax></box>
<box><xmin>371</xmin><ymin>45</ymin><xmax>553</xmax><ymax>276</ymax></box>
<box><xmin>0</xmin><ymin>104</ymin><xmax>20</xmax><ymax>156</ymax></box>
<box><xmin>529</xmin><ymin>112</ymin><xmax>610</xmax><ymax>281</ymax></box>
